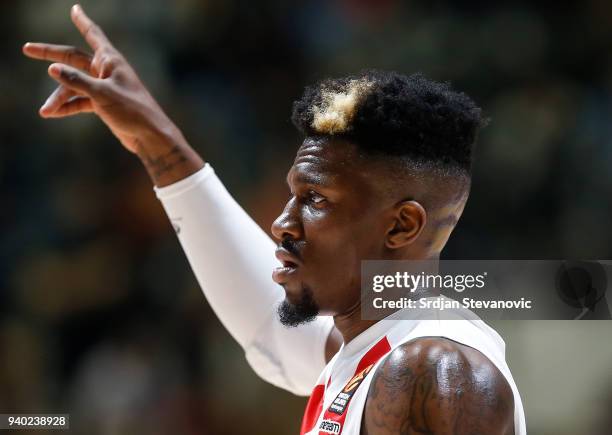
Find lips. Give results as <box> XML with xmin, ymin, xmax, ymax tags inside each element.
<box><xmin>273</xmin><ymin>247</ymin><xmax>301</xmax><ymax>284</ymax></box>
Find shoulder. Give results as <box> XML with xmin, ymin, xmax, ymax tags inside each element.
<box><xmin>362</xmin><ymin>337</ymin><xmax>515</xmax><ymax>435</ymax></box>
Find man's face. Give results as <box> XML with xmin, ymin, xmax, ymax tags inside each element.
<box><xmin>271</xmin><ymin>137</ymin><xmax>393</xmax><ymax>325</ymax></box>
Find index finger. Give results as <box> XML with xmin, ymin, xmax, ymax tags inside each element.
<box><xmin>70</xmin><ymin>4</ymin><xmax>110</xmax><ymax>51</ymax></box>
<box><xmin>23</xmin><ymin>43</ymin><xmax>92</xmax><ymax>71</ymax></box>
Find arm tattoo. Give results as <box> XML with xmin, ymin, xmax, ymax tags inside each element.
<box><xmin>363</xmin><ymin>338</ymin><xmax>515</xmax><ymax>435</ymax></box>
<box><xmin>138</xmin><ymin>141</ymin><xmax>188</xmax><ymax>180</ymax></box>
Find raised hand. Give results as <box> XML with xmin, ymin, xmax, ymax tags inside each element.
<box><xmin>23</xmin><ymin>4</ymin><xmax>204</xmax><ymax>185</ymax></box>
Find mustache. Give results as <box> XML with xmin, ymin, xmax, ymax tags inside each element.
<box><xmin>279</xmin><ymin>238</ymin><xmax>304</xmax><ymax>262</ymax></box>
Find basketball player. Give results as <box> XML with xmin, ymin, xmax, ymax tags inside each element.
<box><xmin>23</xmin><ymin>5</ymin><xmax>526</xmax><ymax>434</ymax></box>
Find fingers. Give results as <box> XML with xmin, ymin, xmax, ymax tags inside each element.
<box><xmin>70</xmin><ymin>4</ymin><xmax>110</xmax><ymax>51</ymax></box>
<box><xmin>44</xmin><ymin>97</ymin><xmax>94</xmax><ymax>118</ymax></box>
<box><xmin>48</xmin><ymin>63</ymin><xmax>101</xmax><ymax>96</ymax></box>
<box><xmin>22</xmin><ymin>43</ymin><xmax>92</xmax><ymax>72</ymax></box>
<box><xmin>39</xmin><ymin>85</ymin><xmax>78</xmax><ymax>117</ymax></box>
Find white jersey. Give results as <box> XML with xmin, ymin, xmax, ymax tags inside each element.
<box><xmin>301</xmin><ymin>298</ymin><xmax>527</xmax><ymax>435</ymax></box>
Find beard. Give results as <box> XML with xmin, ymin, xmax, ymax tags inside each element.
<box><xmin>277</xmin><ymin>285</ymin><xmax>320</xmax><ymax>327</ymax></box>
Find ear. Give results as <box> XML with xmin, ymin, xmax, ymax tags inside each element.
<box><xmin>385</xmin><ymin>200</ymin><xmax>427</xmax><ymax>249</ymax></box>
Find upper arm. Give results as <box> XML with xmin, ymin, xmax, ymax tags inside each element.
<box><xmin>363</xmin><ymin>337</ymin><xmax>515</xmax><ymax>435</ymax></box>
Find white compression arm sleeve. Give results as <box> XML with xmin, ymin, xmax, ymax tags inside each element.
<box><xmin>153</xmin><ymin>163</ymin><xmax>334</xmax><ymax>396</ymax></box>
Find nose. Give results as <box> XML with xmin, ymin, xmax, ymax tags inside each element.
<box><xmin>271</xmin><ymin>197</ymin><xmax>303</xmax><ymax>241</ymax></box>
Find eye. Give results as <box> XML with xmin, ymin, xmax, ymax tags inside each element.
<box><xmin>307</xmin><ymin>190</ymin><xmax>326</xmax><ymax>206</ymax></box>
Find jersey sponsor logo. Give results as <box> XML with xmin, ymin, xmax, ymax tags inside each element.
<box><xmin>319</xmin><ymin>419</ymin><xmax>341</xmax><ymax>434</ymax></box>
<box><xmin>327</xmin><ymin>364</ymin><xmax>374</xmax><ymax>415</ymax></box>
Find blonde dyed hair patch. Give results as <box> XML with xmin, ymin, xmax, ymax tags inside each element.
<box><xmin>311</xmin><ymin>78</ymin><xmax>374</xmax><ymax>134</ymax></box>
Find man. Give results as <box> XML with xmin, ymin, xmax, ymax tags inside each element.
<box><xmin>23</xmin><ymin>5</ymin><xmax>526</xmax><ymax>434</ymax></box>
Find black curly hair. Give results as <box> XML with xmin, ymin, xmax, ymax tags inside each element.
<box><xmin>291</xmin><ymin>70</ymin><xmax>487</xmax><ymax>173</ymax></box>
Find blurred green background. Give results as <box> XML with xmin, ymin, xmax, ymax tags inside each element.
<box><xmin>2</xmin><ymin>0</ymin><xmax>612</xmax><ymax>434</ymax></box>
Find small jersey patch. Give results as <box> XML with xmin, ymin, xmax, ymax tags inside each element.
<box><xmin>328</xmin><ymin>364</ymin><xmax>374</xmax><ymax>415</ymax></box>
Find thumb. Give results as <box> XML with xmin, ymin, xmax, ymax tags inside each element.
<box><xmin>48</xmin><ymin>63</ymin><xmax>101</xmax><ymax>96</ymax></box>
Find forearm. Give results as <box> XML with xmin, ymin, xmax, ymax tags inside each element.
<box><xmin>154</xmin><ymin>162</ymin><xmax>283</xmax><ymax>345</ymax></box>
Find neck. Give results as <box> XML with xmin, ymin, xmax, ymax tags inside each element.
<box><xmin>334</xmin><ymin>256</ymin><xmax>441</xmax><ymax>345</ymax></box>
<box><xmin>333</xmin><ymin>299</ymin><xmax>377</xmax><ymax>344</ymax></box>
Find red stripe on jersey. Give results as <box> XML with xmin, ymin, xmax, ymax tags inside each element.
<box><xmin>354</xmin><ymin>336</ymin><xmax>391</xmax><ymax>374</ymax></box>
<box><xmin>317</xmin><ymin>336</ymin><xmax>391</xmax><ymax>434</ymax></box>
<box><xmin>300</xmin><ymin>383</ymin><xmax>325</xmax><ymax>434</ymax></box>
